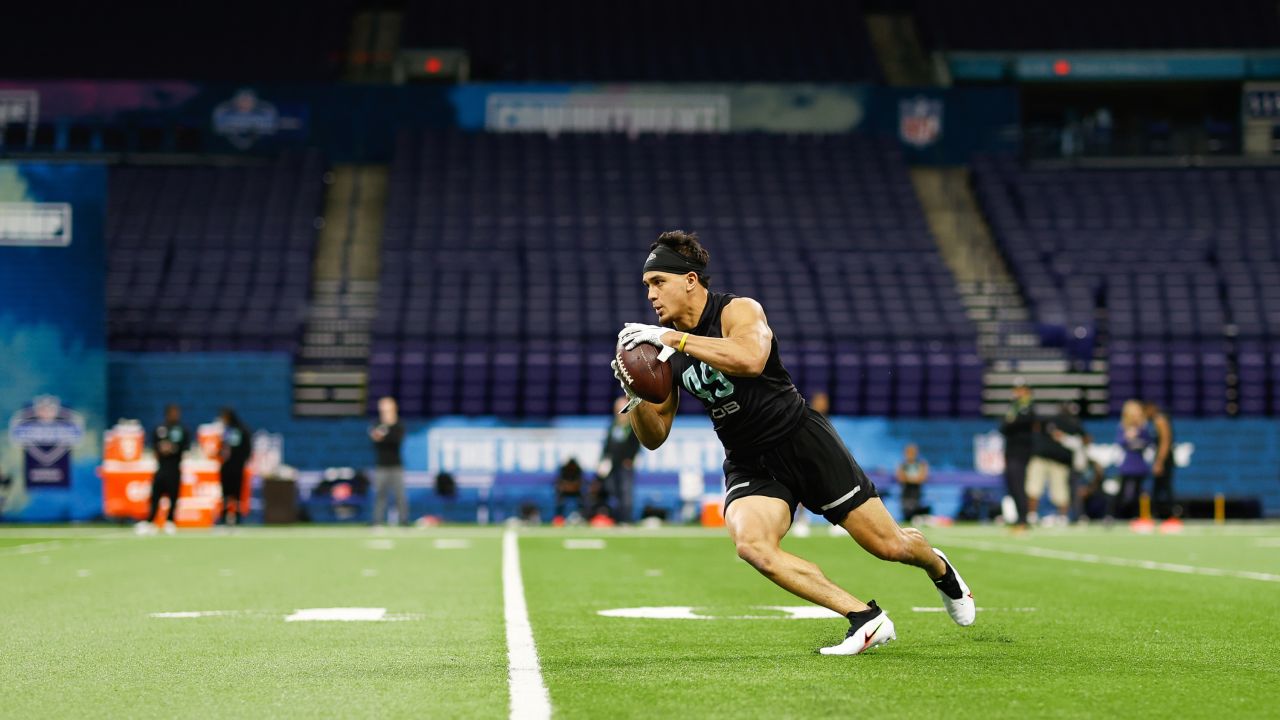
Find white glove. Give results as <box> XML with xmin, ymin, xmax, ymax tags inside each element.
<box><xmin>619</xmin><ymin>323</ymin><xmax>678</xmax><ymax>361</ymax></box>
<box><xmin>611</xmin><ymin>357</ymin><xmax>643</xmax><ymax>414</ymax></box>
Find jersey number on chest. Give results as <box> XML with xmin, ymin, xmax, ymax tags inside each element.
<box><xmin>681</xmin><ymin>363</ymin><xmax>741</xmax><ymax>419</ymax></box>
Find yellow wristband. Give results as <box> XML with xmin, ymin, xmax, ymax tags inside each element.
<box><xmin>677</xmin><ymin>333</ymin><xmax>689</xmax><ymax>353</ymax></box>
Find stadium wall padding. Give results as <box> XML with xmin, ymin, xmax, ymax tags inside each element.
<box><xmin>106</xmin><ymin>354</ymin><xmax>1280</xmax><ymax>517</ymax></box>
<box><xmin>107</xmin><ymin>352</ymin><xmax>427</xmax><ymax>471</ymax></box>
<box><xmin>1083</xmin><ymin>418</ymin><xmax>1280</xmax><ymax>516</ymax></box>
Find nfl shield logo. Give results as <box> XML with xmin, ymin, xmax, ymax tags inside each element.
<box><xmin>973</xmin><ymin>431</ymin><xmax>1005</xmax><ymax>476</ymax></box>
<box><xmin>898</xmin><ymin>96</ymin><xmax>944</xmax><ymax>148</ymax></box>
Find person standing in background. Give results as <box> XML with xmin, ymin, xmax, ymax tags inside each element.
<box><xmin>808</xmin><ymin>391</ymin><xmax>831</xmax><ymax>418</ymax></box>
<box><xmin>217</xmin><ymin>408</ymin><xmax>251</xmax><ymax>527</ymax></box>
<box><xmin>1046</xmin><ymin>400</ymin><xmax>1091</xmax><ymax>523</ymax></box>
<box><xmin>895</xmin><ymin>444</ymin><xmax>929</xmax><ymax>522</ymax></box>
<box><xmin>1144</xmin><ymin>401</ymin><xmax>1178</xmax><ymax>519</ymax></box>
<box><xmin>369</xmin><ymin>397</ymin><xmax>407</xmax><ymax>527</ymax></box>
<box><xmin>598</xmin><ymin>397</ymin><xmax>642</xmax><ymax>523</ymax></box>
<box><xmin>1115</xmin><ymin>400</ymin><xmax>1153</xmax><ymax>519</ymax></box>
<box><xmin>137</xmin><ymin>404</ymin><xmax>189</xmax><ymax>535</ymax></box>
<box><xmin>554</xmin><ymin>458</ymin><xmax>586</xmax><ymax>521</ymax></box>
<box><xmin>1028</xmin><ymin>402</ymin><xmax>1083</xmax><ymax>526</ymax></box>
<box><xmin>999</xmin><ymin>383</ymin><xmax>1034</xmax><ymax>530</ymax></box>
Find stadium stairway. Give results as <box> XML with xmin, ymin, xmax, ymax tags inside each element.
<box><xmin>342</xmin><ymin>7</ymin><xmax>402</xmax><ymax>83</ymax></box>
<box><xmin>293</xmin><ymin>7</ymin><xmax>403</xmax><ymax>416</ymax></box>
<box><xmin>912</xmin><ymin>167</ymin><xmax>1109</xmax><ymax>416</ymax></box>
<box><xmin>294</xmin><ymin>165</ymin><xmax>388</xmax><ymax>416</ymax></box>
<box><xmin>864</xmin><ymin>7</ymin><xmax>936</xmax><ymax>86</ymax></box>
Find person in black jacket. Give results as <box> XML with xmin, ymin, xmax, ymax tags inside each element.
<box><xmin>138</xmin><ymin>404</ymin><xmax>190</xmax><ymax>535</ymax></box>
<box><xmin>597</xmin><ymin>396</ymin><xmax>643</xmax><ymax>523</ymax></box>
<box><xmin>895</xmin><ymin>443</ymin><xmax>930</xmax><ymax>522</ymax></box>
<box><xmin>999</xmin><ymin>383</ymin><xmax>1034</xmax><ymax>530</ymax></box>
<box><xmin>369</xmin><ymin>397</ymin><xmax>408</xmax><ymax>526</ymax></box>
<box><xmin>1027</xmin><ymin>402</ymin><xmax>1084</xmax><ymax>525</ymax></box>
<box><xmin>554</xmin><ymin>458</ymin><xmax>585</xmax><ymax>520</ymax></box>
<box><xmin>217</xmin><ymin>408</ymin><xmax>252</xmax><ymax>526</ymax></box>
<box><xmin>1144</xmin><ymin>401</ymin><xmax>1179</xmax><ymax>520</ymax></box>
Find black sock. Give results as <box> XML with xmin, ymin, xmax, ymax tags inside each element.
<box><xmin>846</xmin><ymin>600</ymin><xmax>882</xmax><ymax>624</ymax></box>
<box><xmin>933</xmin><ymin>561</ymin><xmax>964</xmax><ymax>600</ymax></box>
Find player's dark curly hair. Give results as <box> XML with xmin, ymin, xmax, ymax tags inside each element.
<box><xmin>652</xmin><ymin>230</ymin><xmax>711</xmax><ymax>288</ymax></box>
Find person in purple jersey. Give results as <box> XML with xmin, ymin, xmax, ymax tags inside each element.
<box><xmin>1114</xmin><ymin>400</ymin><xmax>1154</xmax><ymax>519</ymax></box>
<box><xmin>610</xmin><ymin>230</ymin><xmax>975</xmax><ymax>656</ymax></box>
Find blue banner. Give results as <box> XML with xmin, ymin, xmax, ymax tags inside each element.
<box><xmin>0</xmin><ymin>80</ymin><xmax>1018</xmax><ymax>165</ymax></box>
<box><xmin>450</xmin><ymin>83</ymin><xmax>1017</xmax><ymax>164</ymax></box>
<box><xmin>0</xmin><ymin>80</ymin><xmax>453</xmax><ymax>162</ymax></box>
<box><xmin>0</xmin><ymin>162</ymin><xmax>107</xmax><ymax>521</ymax></box>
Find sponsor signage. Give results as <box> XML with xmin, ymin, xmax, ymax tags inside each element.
<box><xmin>485</xmin><ymin>92</ymin><xmax>729</xmax><ymax>135</ymax></box>
<box><xmin>212</xmin><ymin>88</ymin><xmax>306</xmax><ymax>149</ymax></box>
<box><xmin>0</xmin><ymin>90</ymin><xmax>37</xmax><ymax>145</ymax></box>
<box><xmin>426</xmin><ymin>425</ymin><xmax>723</xmax><ymax>476</ymax></box>
<box><xmin>8</xmin><ymin>396</ymin><xmax>85</xmax><ymax>488</ymax></box>
<box><xmin>898</xmin><ymin>96</ymin><xmax>943</xmax><ymax>148</ymax></box>
<box><xmin>0</xmin><ymin>202</ymin><xmax>72</xmax><ymax>247</ymax></box>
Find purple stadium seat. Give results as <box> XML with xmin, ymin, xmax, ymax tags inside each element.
<box><xmin>367</xmin><ymin>132</ymin><xmax>978</xmax><ymax>416</ymax></box>
<box><xmin>975</xmin><ymin>159</ymin><xmax>1280</xmax><ymax>416</ymax></box>
<box><xmin>106</xmin><ymin>156</ymin><xmax>324</xmax><ymax>352</ymax></box>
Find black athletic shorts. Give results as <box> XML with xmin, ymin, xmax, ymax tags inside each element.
<box><xmin>152</xmin><ymin>470</ymin><xmax>181</xmax><ymax>497</ymax></box>
<box><xmin>220</xmin><ymin>462</ymin><xmax>245</xmax><ymax>499</ymax></box>
<box><xmin>722</xmin><ymin>408</ymin><xmax>878</xmax><ymax>525</ymax></box>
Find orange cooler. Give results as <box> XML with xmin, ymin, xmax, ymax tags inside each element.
<box><xmin>197</xmin><ymin>423</ymin><xmax>223</xmax><ymax>460</ymax></box>
<box><xmin>100</xmin><ymin>460</ymin><xmax>225</xmax><ymax>529</ymax></box>
<box><xmin>100</xmin><ymin>421</ymin><xmax>253</xmax><ymax>529</ymax></box>
<box><xmin>104</xmin><ymin>421</ymin><xmax>145</xmax><ymax>462</ymax></box>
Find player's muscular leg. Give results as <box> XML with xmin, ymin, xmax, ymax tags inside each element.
<box><xmin>725</xmin><ymin>495</ymin><xmax>869</xmax><ymax>615</ymax></box>
<box><xmin>839</xmin><ymin>498</ymin><xmax>947</xmax><ymax>579</ymax></box>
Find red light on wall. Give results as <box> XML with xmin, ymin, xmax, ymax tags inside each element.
<box><xmin>424</xmin><ymin>56</ymin><xmax>443</xmax><ymax>74</ymax></box>
<box><xmin>1053</xmin><ymin>59</ymin><xmax>1071</xmax><ymax>76</ymax></box>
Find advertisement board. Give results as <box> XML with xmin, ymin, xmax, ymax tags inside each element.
<box><xmin>0</xmin><ymin>162</ymin><xmax>107</xmax><ymax>520</ymax></box>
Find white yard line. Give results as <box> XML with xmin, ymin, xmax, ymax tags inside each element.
<box><xmin>0</xmin><ymin>541</ymin><xmax>62</xmax><ymax>557</ymax></box>
<box><xmin>503</xmin><ymin>528</ymin><xmax>551</xmax><ymax>720</ymax></box>
<box><xmin>944</xmin><ymin>539</ymin><xmax>1280</xmax><ymax>583</ymax></box>
<box><xmin>910</xmin><ymin>607</ymin><xmax>1037</xmax><ymax>613</ymax></box>
<box><xmin>0</xmin><ymin>528</ymin><xmax>117</xmax><ymax>538</ymax></box>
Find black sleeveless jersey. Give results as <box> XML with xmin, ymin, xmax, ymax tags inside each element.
<box><xmin>668</xmin><ymin>291</ymin><xmax>808</xmax><ymax>454</ymax></box>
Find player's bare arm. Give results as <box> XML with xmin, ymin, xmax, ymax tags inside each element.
<box><xmin>626</xmin><ymin>382</ymin><xmax>679</xmax><ymax>450</ymax></box>
<box><xmin>663</xmin><ymin>298</ymin><xmax>772</xmax><ymax>377</ymax></box>
<box><xmin>618</xmin><ymin>296</ymin><xmax>771</xmax><ymax>378</ymax></box>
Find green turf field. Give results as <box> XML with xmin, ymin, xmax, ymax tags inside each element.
<box><xmin>3</xmin><ymin>523</ymin><xmax>1279</xmax><ymax>719</ymax></box>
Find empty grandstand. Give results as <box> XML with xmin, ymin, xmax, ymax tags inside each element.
<box><xmin>372</xmin><ymin>131</ymin><xmax>978</xmax><ymax>417</ymax></box>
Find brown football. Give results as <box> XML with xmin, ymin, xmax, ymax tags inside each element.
<box><xmin>615</xmin><ymin>340</ymin><xmax>672</xmax><ymax>404</ymax></box>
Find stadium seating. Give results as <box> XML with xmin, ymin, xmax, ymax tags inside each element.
<box><xmin>401</xmin><ymin>0</ymin><xmax>879</xmax><ymax>81</ymax></box>
<box><xmin>105</xmin><ymin>154</ymin><xmax>326</xmax><ymax>352</ymax></box>
<box><xmin>914</xmin><ymin>0</ymin><xmax>1280</xmax><ymax>51</ymax></box>
<box><xmin>372</xmin><ymin>131</ymin><xmax>978</xmax><ymax>417</ymax></box>
<box><xmin>973</xmin><ymin>158</ymin><xmax>1280</xmax><ymax>416</ymax></box>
